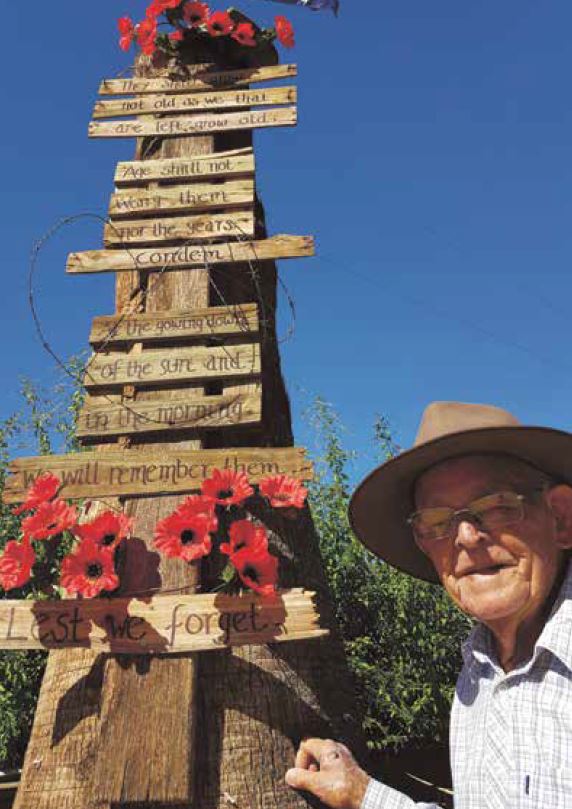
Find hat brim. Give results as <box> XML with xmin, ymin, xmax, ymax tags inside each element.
<box><xmin>348</xmin><ymin>425</ymin><xmax>572</xmax><ymax>584</ymax></box>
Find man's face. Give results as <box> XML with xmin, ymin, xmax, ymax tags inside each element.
<box><xmin>414</xmin><ymin>455</ymin><xmax>571</xmax><ymax>629</ymax></box>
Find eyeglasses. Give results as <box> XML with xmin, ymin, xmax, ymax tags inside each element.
<box><xmin>408</xmin><ymin>490</ymin><xmax>530</xmax><ymax>546</ymax></box>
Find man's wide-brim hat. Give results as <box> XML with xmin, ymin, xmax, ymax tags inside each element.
<box><xmin>349</xmin><ymin>401</ymin><xmax>572</xmax><ymax>584</ymax></box>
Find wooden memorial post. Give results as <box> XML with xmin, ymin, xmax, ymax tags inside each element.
<box><xmin>7</xmin><ymin>28</ymin><xmax>371</xmax><ymax>809</ymax></box>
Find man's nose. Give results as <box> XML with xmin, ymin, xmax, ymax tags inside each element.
<box><xmin>454</xmin><ymin>518</ymin><xmax>486</xmax><ymax>547</ymax></box>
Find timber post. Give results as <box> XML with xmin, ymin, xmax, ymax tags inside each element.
<box><xmin>5</xmin><ymin>20</ymin><xmax>371</xmax><ymax>809</ymax></box>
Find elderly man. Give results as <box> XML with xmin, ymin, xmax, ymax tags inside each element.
<box><xmin>285</xmin><ymin>402</ymin><xmax>572</xmax><ymax>809</ymax></box>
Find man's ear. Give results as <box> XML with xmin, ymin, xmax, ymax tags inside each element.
<box><xmin>545</xmin><ymin>485</ymin><xmax>572</xmax><ymax>549</ymax></box>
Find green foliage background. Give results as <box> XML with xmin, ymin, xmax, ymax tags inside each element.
<box><xmin>307</xmin><ymin>398</ymin><xmax>472</xmax><ymax>752</ymax></box>
<box><xmin>0</xmin><ymin>380</ymin><xmax>471</xmax><ymax>769</ymax></box>
<box><xmin>0</xmin><ymin>363</ymin><xmax>85</xmax><ymax>770</ymax></box>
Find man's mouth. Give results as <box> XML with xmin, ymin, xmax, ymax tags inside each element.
<box><xmin>459</xmin><ymin>563</ymin><xmax>512</xmax><ymax>577</ymax></box>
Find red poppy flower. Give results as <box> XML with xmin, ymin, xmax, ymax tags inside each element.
<box><xmin>176</xmin><ymin>495</ymin><xmax>218</xmax><ymax>532</ymax></box>
<box><xmin>275</xmin><ymin>15</ymin><xmax>294</xmax><ymax>48</ymax></box>
<box><xmin>183</xmin><ymin>1</ymin><xmax>210</xmax><ymax>27</ymax></box>
<box><xmin>259</xmin><ymin>475</ymin><xmax>308</xmax><ymax>509</ymax></box>
<box><xmin>154</xmin><ymin>511</ymin><xmax>213</xmax><ymax>562</ymax></box>
<box><xmin>75</xmin><ymin>511</ymin><xmax>134</xmax><ymax>551</ymax></box>
<box><xmin>231</xmin><ymin>22</ymin><xmax>257</xmax><ymax>47</ymax></box>
<box><xmin>170</xmin><ymin>29</ymin><xmax>185</xmax><ymax>41</ymax></box>
<box><xmin>61</xmin><ymin>540</ymin><xmax>119</xmax><ymax>598</ymax></box>
<box><xmin>137</xmin><ymin>17</ymin><xmax>158</xmax><ymax>55</ymax></box>
<box><xmin>21</xmin><ymin>499</ymin><xmax>78</xmax><ymax>541</ymax></box>
<box><xmin>12</xmin><ymin>472</ymin><xmax>61</xmax><ymax>516</ymax></box>
<box><xmin>231</xmin><ymin>546</ymin><xmax>278</xmax><ymax>597</ymax></box>
<box><xmin>147</xmin><ymin>0</ymin><xmax>183</xmax><ymax>14</ymax></box>
<box><xmin>206</xmin><ymin>11</ymin><xmax>234</xmax><ymax>37</ymax></box>
<box><xmin>202</xmin><ymin>468</ymin><xmax>253</xmax><ymax>506</ymax></box>
<box><xmin>220</xmin><ymin>520</ymin><xmax>268</xmax><ymax>556</ymax></box>
<box><xmin>0</xmin><ymin>539</ymin><xmax>35</xmax><ymax>591</ymax></box>
<box><xmin>118</xmin><ymin>16</ymin><xmax>135</xmax><ymax>50</ymax></box>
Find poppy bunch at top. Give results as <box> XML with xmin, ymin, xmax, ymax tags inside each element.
<box><xmin>153</xmin><ymin>468</ymin><xmax>307</xmax><ymax>597</ymax></box>
<box><xmin>118</xmin><ymin>1</ymin><xmax>295</xmax><ymax>58</ymax></box>
<box><xmin>0</xmin><ymin>473</ymin><xmax>134</xmax><ymax>598</ymax></box>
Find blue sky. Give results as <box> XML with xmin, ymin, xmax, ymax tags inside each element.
<box><xmin>1</xmin><ymin>1</ymin><xmax>572</xmax><ymax>484</ymax></box>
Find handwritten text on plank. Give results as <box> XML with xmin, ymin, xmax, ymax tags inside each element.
<box><xmin>114</xmin><ymin>147</ymin><xmax>254</xmax><ymax>185</ymax></box>
<box><xmin>109</xmin><ymin>179</ymin><xmax>254</xmax><ymax>218</ymax></box>
<box><xmin>98</xmin><ymin>64</ymin><xmax>297</xmax><ymax>96</ymax></box>
<box><xmin>89</xmin><ymin>107</ymin><xmax>296</xmax><ymax>139</ymax></box>
<box><xmin>94</xmin><ymin>87</ymin><xmax>296</xmax><ymax>119</ymax></box>
<box><xmin>67</xmin><ymin>236</ymin><xmax>314</xmax><ymax>275</ymax></box>
<box><xmin>77</xmin><ymin>389</ymin><xmax>262</xmax><ymax>439</ymax></box>
<box><xmin>4</xmin><ymin>447</ymin><xmax>313</xmax><ymax>503</ymax></box>
<box><xmin>90</xmin><ymin>303</ymin><xmax>258</xmax><ymax>346</ymax></box>
<box><xmin>84</xmin><ymin>344</ymin><xmax>260</xmax><ymax>389</ymax></box>
<box><xmin>0</xmin><ymin>590</ymin><xmax>326</xmax><ymax>653</ymax></box>
<box><xmin>103</xmin><ymin>211</ymin><xmax>255</xmax><ymax>246</ymax></box>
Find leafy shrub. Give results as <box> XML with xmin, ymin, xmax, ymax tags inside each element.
<box><xmin>307</xmin><ymin>398</ymin><xmax>472</xmax><ymax>752</ymax></box>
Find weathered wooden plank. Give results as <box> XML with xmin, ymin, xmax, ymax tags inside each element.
<box><xmin>109</xmin><ymin>178</ymin><xmax>254</xmax><ymax>218</ymax></box>
<box><xmin>3</xmin><ymin>446</ymin><xmax>313</xmax><ymax>503</ymax></box>
<box><xmin>104</xmin><ymin>210</ymin><xmax>255</xmax><ymax>246</ymax></box>
<box><xmin>94</xmin><ymin>86</ymin><xmax>297</xmax><ymax>119</ymax></box>
<box><xmin>114</xmin><ymin>146</ymin><xmax>254</xmax><ymax>186</ymax></box>
<box><xmin>90</xmin><ymin>303</ymin><xmax>259</xmax><ymax>346</ymax></box>
<box><xmin>0</xmin><ymin>590</ymin><xmax>328</xmax><ymax>653</ymax></box>
<box><xmin>67</xmin><ymin>235</ymin><xmax>314</xmax><ymax>275</ymax></box>
<box><xmin>84</xmin><ymin>343</ymin><xmax>259</xmax><ymax>390</ymax></box>
<box><xmin>98</xmin><ymin>64</ymin><xmax>297</xmax><ymax>96</ymax></box>
<box><xmin>89</xmin><ymin>107</ymin><xmax>297</xmax><ymax>139</ymax></box>
<box><xmin>84</xmin><ymin>343</ymin><xmax>260</xmax><ymax>390</ymax></box>
<box><xmin>77</xmin><ymin>387</ymin><xmax>262</xmax><ymax>439</ymax></box>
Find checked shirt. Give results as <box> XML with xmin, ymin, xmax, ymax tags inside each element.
<box><xmin>361</xmin><ymin>559</ymin><xmax>572</xmax><ymax>809</ymax></box>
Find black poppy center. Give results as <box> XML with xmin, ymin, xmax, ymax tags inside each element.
<box><xmin>102</xmin><ymin>534</ymin><xmax>116</xmax><ymax>547</ymax></box>
<box><xmin>47</xmin><ymin>522</ymin><xmax>58</xmax><ymax>531</ymax></box>
<box><xmin>235</xmin><ymin>541</ymin><xmax>247</xmax><ymax>551</ymax></box>
<box><xmin>213</xmin><ymin>22</ymin><xmax>224</xmax><ymax>32</ymax></box>
<box><xmin>87</xmin><ymin>563</ymin><xmax>103</xmax><ymax>579</ymax></box>
<box><xmin>180</xmin><ymin>530</ymin><xmax>196</xmax><ymax>545</ymax></box>
<box><xmin>243</xmin><ymin>565</ymin><xmax>260</xmax><ymax>583</ymax></box>
<box><xmin>190</xmin><ymin>13</ymin><xmax>201</xmax><ymax>22</ymax></box>
<box><xmin>217</xmin><ymin>488</ymin><xmax>233</xmax><ymax>500</ymax></box>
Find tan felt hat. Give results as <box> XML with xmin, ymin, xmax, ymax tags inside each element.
<box><xmin>348</xmin><ymin>401</ymin><xmax>572</xmax><ymax>583</ymax></box>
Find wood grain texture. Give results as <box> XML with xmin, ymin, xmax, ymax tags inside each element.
<box><xmin>77</xmin><ymin>387</ymin><xmax>262</xmax><ymax>438</ymax></box>
<box><xmin>99</xmin><ymin>64</ymin><xmax>297</xmax><ymax>95</ymax></box>
<box><xmin>104</xmin><ymin>210</ymin><xmax>255</xmax><ymax>245</ymax></box>
<box><xmin>68</xmin><ymin>235</ymin><xmax>315</xmax><ymax>274</ymax></box>
<box><xmin>115</xmin><ymin>145</ymin><xmax>254</xmax><ymax>185</ymax></box>
<box><xmin>4</xmin><ymin>446</ymin><xmax>314</xmax><ymax>503</ymax></box>
<box><xmin>0</xmin><ymin>590</ymin><xmax>327</xmax><ymax>653</ymax></box>
<box><xmin>90</xmin><ymin>302</ymin><xmax>258</xmax><ymax>346</ymax></box>
<box><xmin>89</xmin><ymin>106</ymin><xmax>297</xmax><ymax>138</ymax></box>
<box><xmin>109</xmin><ymin>177</ymin><xmax>254</xmax><ymax>217</ymax></box>
<box><xmin>95</xmin><ymin>86</ymin><xmax>296</xmax><ymax>119</ymax></box>
<box><xmin>84</xmin><ymin>343</ymin><xmax>261</xmax><ymax>389</ymax></box>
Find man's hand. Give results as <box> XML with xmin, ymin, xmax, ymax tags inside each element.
<box><xmin>285</xmin><ymin>738</ymin><xmax>371</xmax><ymax>809</ymax></box>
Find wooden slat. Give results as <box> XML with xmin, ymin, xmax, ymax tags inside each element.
<box><xmin>0</xmin><ymin>590</ymin><xmax>328</xmax><ymax>653</ymax></box>
<box><xmin>77</xmin><ymin>387</ymin><xmax>262</xmax><ymax>439</ymax></box>
<box><xmin>98</xmin><ymin>64</ymin><xmax>297</xmax><ymax>96</ymax></box>
<box><xmin>84</xmin><ymin>343</ymin><xmax>261</xmax><ymax>390</ymax></box>
<box><xmin>94</xmin><ymin>87</ymin><xmax>297</xmax><ymax>119</ymax></box>
<box><xmin>90</xmin><ymin>303</ymin><xmax>259</xmax><ymax>346</ymax></box>
<box><xmin>3</xmin><ymin>446</ymin><xmax>313</xmax><ymax>503</ymax></box>
<box><xmin>109</xmin><ymin>178</ymin><xmax>254</xmax><ymax>218</ymax></box>
<box><xmin>104</xmin><ymin>210</ymin><xmax>255</xmax><ymax>246</ymax></box>
<box><xmin>67</xmin><ymin>235</ymin><xmax>314</xmax><ymax>275</ymax></box>
<box><xmin>89</xmin><ymin>107</ymin><xmax>297</xmax><ymax>139</ymax></box>
<box><xmin>114</xmin><ymin>146</ymin><xmax>254</xmax><ymax>185</ymax></box>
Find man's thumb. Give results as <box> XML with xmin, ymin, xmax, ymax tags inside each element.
<box><xmin>285</xmin><ymin>767</ymin><xmax>319</xmax><ymax>792</ymax></box>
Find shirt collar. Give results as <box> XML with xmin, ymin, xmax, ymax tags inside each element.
<box><xmin>462</xmin><ymin>558</ymin><xmax>572</xmax><ymax>672</ymax></box>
